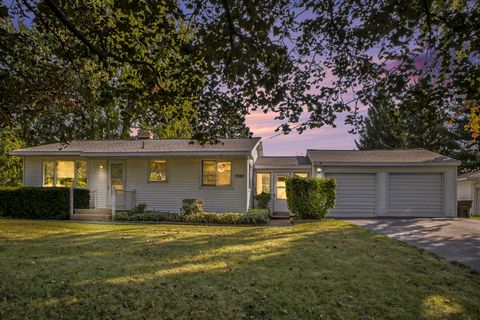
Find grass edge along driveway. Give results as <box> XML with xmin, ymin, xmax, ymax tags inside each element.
<box><xmin>0</xmin><ymin>218</ymin><xmax>479</xmax><ymax>319</ymax></box>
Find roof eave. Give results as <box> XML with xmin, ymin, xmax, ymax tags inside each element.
<box><xmin>314</xmin><ymin>161</ymin><xmax>461</xmax><ymax>167</ymax></box>
<box><xmin>11</xmin><ymin>151</ymin><xmax>252</xmax><ymax>157</ymax></box>
<box><xmin>254</xmin><ymin>165</ymin><xmax>312</xmax><ymax>170</ymax></box>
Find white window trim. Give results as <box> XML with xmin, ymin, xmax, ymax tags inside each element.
<box><xmin>255</xmin><ymin>172</ymin><xmax>271</xmax><ymax>195</ymax></box>
<box><xmin>148</xmin><ymin>159</ymin><xmax>168</xmax><ymax>182</ymax></box>
<box><xmin>42</xmin><ymin>159</ymin><xmax>88</xmax><ymax>188</ymax></box>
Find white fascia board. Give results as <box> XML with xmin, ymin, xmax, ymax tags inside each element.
<box><xmin>315</xmin><ymin>161</ymin><xmax>461</xmax><ymax>167</ymax></box>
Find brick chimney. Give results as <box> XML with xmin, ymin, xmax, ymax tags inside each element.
<box><xmin>137</xmin><ymin>129</ymin><xmax>152</xmax><ymax>140</ymax></box>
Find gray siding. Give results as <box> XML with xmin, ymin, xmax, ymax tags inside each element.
<box><xmin>89</xmin><ymin>159</ymin><xmax>108</xmax><ymax>208</ymax></box>
<box><xmin>125</xmin><ymin>157</ymin><xmax>249</xmax><ymax>213</ymax></box>
<box><xmin>457</xmin><ymin>180</ymin><xmax>473</xmax><ymax>201</ymax></box>
<box><xmin>23</xmin><ymin>157</ymin><xmax>42</xmax><ymax>186</ymax></box>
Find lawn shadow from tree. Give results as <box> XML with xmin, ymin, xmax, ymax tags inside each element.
<box><xmin>0</xmin><ymin>219</ymin><xmax>479</xmax><ymax>319</ymax></box>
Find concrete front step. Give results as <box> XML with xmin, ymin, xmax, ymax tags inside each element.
<box><xmin>75</xmin><ymin>208</ymin><xmax>112</xmax><ymax>215</ymax></box>
<box><xmin>70</xmin><ymin>213</ymin><xmax>112</xmax><ymax>221</ymax></box>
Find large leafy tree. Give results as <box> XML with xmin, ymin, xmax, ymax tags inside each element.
<box><xmin>0</xmin><ymin>128</ymin><xmax>23</xmax><ymax>186</ymax></box>
<box><xmin>1</xmin><ymin>0</ymin><xmax>479</xmax><ymax>142</ymax></box>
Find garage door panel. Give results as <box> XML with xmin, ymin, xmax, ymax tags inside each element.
<box><xmin>325</xmin><ymin>173</ymin><xmax>376</xmax><ymax>217</ymax></box>
<box><xmin>387</xmin><ymin>173</ymin><xmax>443</xmax><ymax>217</ymax></box>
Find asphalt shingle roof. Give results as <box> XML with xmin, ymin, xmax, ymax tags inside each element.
<box><xmin>307</xmin><ymin>149</ymin><xmax>459</xmax><ymax>165</ymax></box>
<box><xmin>458</xmin><ymin>170</ymin><xmax>480</xmax><ymax>179</ymax></box>
<box><xmin>11</xmin><ymin>138</ymin><xmax>261</xmax><ymax>156</ymax></box>
<box><xmin>255</xmin><ymin>156</ymin><xmax>311</xmax><ymax>167</ymax></box>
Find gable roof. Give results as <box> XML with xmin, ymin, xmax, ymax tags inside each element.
<box><xmin>307</xmin><ymin>149</ymin><xmax>460</xmax><ymax>166</ymax></box>
<box><xmin>11</xmin><ymin>138</ymin><xmax>261</xmax><ymax>157</ymax></box>
<box><xmin>458</xmin><ymin>170</ymin><xmax>480</xmax><ymax>180</ymax></box>
<box><xmin>254</xmin><ymin>156</ymin><xmax>311</xmax><ymax>169</ymax></box>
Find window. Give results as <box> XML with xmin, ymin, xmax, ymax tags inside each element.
<box><xmin>43</xmin><ymin>160</ymin><xmax>54</xmax><ymax>187</ymax></box>
<box><xmin>149</xmin><ymin>160</ymin><xmax>167</xmax><ymax>182</ymax></box>
<box><xmin>42</xmin><ymin>160</ymin><xmax>88</xmax><ymax>187</ymax></box>
<box><xmin>202</xmin><ymin>161</ymin><xmax>231</xmax><ymax>186</ymax></box>
<box><xmin>294</xmin><ymin>172</ymin><xmax>309</xmax><ymax>178</ymax></box>
<box><xmin>276</xmin><ymin>176</ymin><xmax>287</xmax><ymax>200</ymax></box>
<box><xmin>76</xmin><ymin>161</ymin><xmax>88</xmax><ymax>187</ymax></box>
<box><xmin>256</xmin><ymin>173</ymin><xmax>271</xmax><ymax>195</ymax></box>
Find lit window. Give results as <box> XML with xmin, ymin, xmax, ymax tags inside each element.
<box><xmin>56</xmin><ymin>161</ymin><xmax>75</xmax><ymax>187</ymax></box>
<box><xmin>276</xmin><ymin>176</ymin><xmax>287</xmax><ymax>200</ymax></box>
<box><xmin>294</xmin><ymin>172</ymin><xmax>309</xmax><ymax>178</ymax></box>
<box><xmin>76</xmin><ymin>161</ymin><xmax>88</xmax><ymax>187</ymax></box>
<box><xmin>149</xmin><ymin>160</ymin><xmax>167</xmax><ymax>182</ymax></box>
<box><xmin>43</xmin><ymin>160</ymin><xmax>54</xmax><ymax>187</ymax></box>
<box><xmin>256</xmin><ymin>173</ymin><xmax>271</xmax><ymax>195</ymax></box>
<box><xmin>202</xmin><ymin>161</ymin><xmax>231</xmax><ymax>186</ymax></box>
<box><xmin>42</xmin><ymin>160</ymin><xmax>88</xmax><ymax>187</ymax></box>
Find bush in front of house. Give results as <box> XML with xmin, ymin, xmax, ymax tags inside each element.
<box><xmin>182</xmin><ymin>199</ymin><xmax>204</xmax><ymax>215</ymax></box>
<box><xmin>0</xmin><ymin>187</ymin><xmax>90</xmax><ymax>220</ymax></box>
<box><xmin>285</xmin><ymin>176</ymin><xmax>336</xmax><ymax>219</ymax></box>
<box><xmin>114</xmin><ymin>208</ymin><xmax>269</xmax><ymax>225</ymax></box>
<box><xmin>254</xmin><ymin>192</ymin><xmax>271</xmax><ymax>209</ymax></box>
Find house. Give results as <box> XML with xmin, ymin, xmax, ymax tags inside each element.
<box><xmin>457</xmin><ymin>171</ymin><xmax>480</xmax><ymax>216</ymax></box>
<box><xmin>11</xmin><ymin>137</ymin><xmax>460</xmax><ymax>217</ymax></box>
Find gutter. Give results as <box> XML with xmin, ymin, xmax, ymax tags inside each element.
<box><xmin>313</xmin><ymin>161</ymin><xmax>461</xmax><ymax>167</ymax></box>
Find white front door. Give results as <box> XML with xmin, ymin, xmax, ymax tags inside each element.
<box><xmin>274</xmin><ymin>173</ymin><xmax>289</xmax><ymax>213</ymax></box>
<box><xmin>109</xmin><ymin>161</ymin><xmax>125</xmax><ymax>208</ymax></box>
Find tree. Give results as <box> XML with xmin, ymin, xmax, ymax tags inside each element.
<box><xmin>1</xmin><ymin>0</ymin><xmax>479</xmax><ymax>143</ymax></box>
<box><xmin>356</xmin><ymin>79</ymin><xmax>457</xmax><ymax>154</ymax></box>
<box><xmin>0</xmin><ymin>128</ymin><xmax>24</xmax><ymax>187</ymax></box>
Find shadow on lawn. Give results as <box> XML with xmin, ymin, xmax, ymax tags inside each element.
<box><xmin>1</xmin><ymin>221</ymin><xmax>480</xmax><ymax>319</ymax></box>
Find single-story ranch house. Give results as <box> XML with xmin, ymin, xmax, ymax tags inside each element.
<box><xmin>11</xmin><ymin>137</ymin><xmax>460</xmax><ymax>218</ymax></box>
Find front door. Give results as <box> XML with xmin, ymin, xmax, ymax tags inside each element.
<box><xmin>274</xmin><ymin>173</ymin><xmax>289</xmax><ymax>213</ymax></box>
<box><xmin>109</xmin><ymin>162</ymin><xmax>125</xmax><ymax>208</ymax></box>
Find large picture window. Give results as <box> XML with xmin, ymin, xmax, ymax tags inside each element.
<box><xmin>202</xmin><ymin>161</ymin><xmax>231</xmax><ymax>186</ymax></box>
<box><xmin>149</xmin><ymin>160</ymin><xmax>167</xmax><ymax>182</ymax></box>
<box><xmin>43</xmin><ymin>160</ymin><xmax>88</xmax><ymax>187</ymax></box>
<box><xmin>256</xmin><ymin>173</ymin><xmax>271</xmax><ymax>195</ymax></box>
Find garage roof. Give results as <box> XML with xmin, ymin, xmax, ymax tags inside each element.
<box><xmin>458</xmin><ymin>170</ymin><xmax>480</xmax><ymax>180</ymax></box>
<box><xmin>307</xmin><ymin>149</ymin><xmax>460</xmax><ymax>166</ymax></box>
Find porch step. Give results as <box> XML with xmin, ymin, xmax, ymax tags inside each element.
<box><xmin>71</xmin><ymin>208</ymin><xmax>112</xmax><ymax>221</ymax></box>
<box><xmin>75</xmin><ymin>208</ymin><xmax>112</xmax><ymax>215</ymax></box>
<box><xmin>70</xmin><ymin>213</ymin><xmax>112</xmax><ymax>221</ymax></box>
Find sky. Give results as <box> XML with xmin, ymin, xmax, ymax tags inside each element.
<box><xmin>246</xmin><ymin>111</ymin><xmax>359</xmax><ymax>156</ymax></box>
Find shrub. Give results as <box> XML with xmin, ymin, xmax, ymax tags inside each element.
<box><xmin>0</xmin><ymin>187</ymin><xmax>90</xmax><ymax>220</ymax></box>
<box><xmin>182</xmin><ymin>199</ymin><xmax>204</xmax><ymax>215</ymax></box>
<box><xmin>114</xmin><ymin>208</ymin><xmax>269</xmax><ymax>225</ymax></box>
<box><xmin>131</xmin><ymin>203</ymin><xmax>148</xmax><ymax>214</ymax></box>
<box><xmin>285</xmin><ymin>176</ymin><xmax>336</xmax><ymax>219</ymax></box>
<box><xmin>254</xmin><ymin>192</ymin><xmax>271</xmax><ymax>209</ymax></box>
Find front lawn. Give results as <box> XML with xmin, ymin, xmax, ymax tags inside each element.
<box><xmin>1</xmin><ymin>219</ymin><xmax>479</xmax><ymax>319</ymax></box>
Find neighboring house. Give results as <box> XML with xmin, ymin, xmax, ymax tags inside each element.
<box><xmin>11</xmin><ymin>137</ymin><xmax>460</xmax><ymax>217</ymax></box>
<box><xmin>457</xmin><ymin>171</ymin><xmax>480</xmax><ymax>216</ymax></box>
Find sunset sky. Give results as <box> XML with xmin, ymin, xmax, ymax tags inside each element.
<box><xmin>246</xmin><ymin>110</ymin><xmax>360</xmax><ymax>156</ymax></box>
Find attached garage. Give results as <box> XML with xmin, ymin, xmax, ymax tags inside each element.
<box><xmin>325</xmin><ymin>173</ymin><xmax>376</xmax><ymax>217</ymax></box>
<box><xmin>307</xmin><ymin>149</ymin><xmax>460</xmax><ymax>218</ymax></box>
<box><xmin>387</xmin><ymin>173</ymin><xmax>443</xmax><ymax>217</ymax></box>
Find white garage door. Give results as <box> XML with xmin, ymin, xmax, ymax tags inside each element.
<box><xmin>387</xmin><ymin>173</ymin><xmax>443</xmax><ymax>217</ymax></box>
<box><xmin>325</xmin><ymin>173</ymin><xmax>376</xmax><ymax>217</ymax></box>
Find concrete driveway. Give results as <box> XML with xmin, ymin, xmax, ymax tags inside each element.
<box><xmin>346</xmin><ymin>218</ymin><xmax>480</xmax><ymax>272</ymax></box>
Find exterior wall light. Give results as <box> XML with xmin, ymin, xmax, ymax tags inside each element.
<box><xmin>99</xmin><ymin>163</ymin><xmax>105</xmax><ymax>169</ymax></box>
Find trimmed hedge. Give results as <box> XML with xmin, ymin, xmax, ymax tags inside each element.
<box><xmin>0</xmin><ymin>187</ymin><xmax>90</xmax><ymax>220</ymax></box>
<box><xmin>114</xmin><ymin>208</ymin><xmax>270</xmax><ymax>225</ymax></box>
<box><xmin>285</xmin><ymin>176</ymin><xmax>336</xmax><ymax>219</ymax></box>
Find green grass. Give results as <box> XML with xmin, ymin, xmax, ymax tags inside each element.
<box><xmin>471</xmin><ymin>216</ymin><xmax>480</xmax><ymax>220</ymax></box>
<box><xmin>0</xmin><ymin>219</ymin><xmax>479</xmax><ymax>319</ymax></box>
